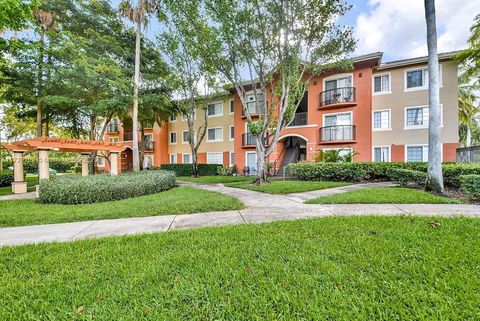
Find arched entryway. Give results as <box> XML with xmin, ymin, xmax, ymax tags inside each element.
<box><xmin>121</xmin><ymin>147</ymin><xmax>133</xmax><ymax>172</ymax></box>
<box><xmin>275</xmin><ymin>134</ymin><xmax>307</xmax><ymax>175</ymax></box>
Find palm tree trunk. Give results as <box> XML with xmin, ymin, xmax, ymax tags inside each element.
<box><xmin>36</xmin><ymin>29</ymin><xmax>45</xmax><ymax>137</ymax></box>
<box><xmin>466</xmin><ymin>126</ymin><xmax>472</xmax><ymax>147</ymax></box>
<box><xmin>424</xmin><ymin>0</ymin><xmax>444</xmax><ymax>193</ymax></box>
<box><xmin>132</xmin><ymin>18</ymin><xmax>141</xmax><ymax>172</ymax></box>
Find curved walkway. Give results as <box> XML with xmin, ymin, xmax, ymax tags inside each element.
<box><xmin>1</xmin><ymin>182</ymin><xmax>480</xmax><ymax>247</ymax></box>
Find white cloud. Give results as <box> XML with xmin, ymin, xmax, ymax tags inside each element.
<box><xmin>354</xmin><ymin>0</ymin><xmax>479</xmax><ymax>60</ymax></box>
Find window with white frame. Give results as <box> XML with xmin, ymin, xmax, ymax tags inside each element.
<box><xmin>207</xmin><ymin>127</ymin><xmax>223</xmax><ymax>142</ymax></box>
<box><xmin>373</xmin><ymin>73</ymin><xmax>390</xmax><ymax>94</ymax></box>
<box><xmin>229</xmin><ymin>99</ymin><xmax>234</xmax><ymax>114</ymax></box>
<box><xmin>183</xmin><ymin>153</ymin><xmax>192</xmax><ymax>164</ymax></box>
<box><xmin>405</xmin><ymin>106</ymin><xmax>429</xmax><ymax>128</ymax></box>
<box><xmin>373</xmin><ymin>146</ymin><xmax>390</xmax><ymax>162</ymax></box>
<box><xmin>182</xmin><ymin>130</ymin><xmax>192</xmax><ymax>144</ymax></box>
<box><xmin>143</xmin><ymin>155</ymin><xmax>153</xmax><ymax>169</ymax></box>
<box><xmin>169</xmin><ymin>132</ymin><xmax>177</xmax><ymax>144</ymax></box>
<box><xmin>373</xmin><ymin>110</ymin><xmax>390</xmax><ymax>130</ymax></box>
<box><xmin>170</xmin><ymin>114</ymin><xmax>177</xmax><ymax>122</ymax></box>
<box><xmin>230</xmin><ymin>152</ymin><xmax>235</xmax><ymax>166</ymax></box>
<box><xmin>229</xmin><ymin>125</ymin><xmax>234</xmax><ymax>140</ymax></box>
<box><xmin>97</xmin><ymin>156</ymin><xmax>105</xmax><ymax>166</ymax></box>
<box><xmin>406</xmin><ymin>145</ymin><xmax>428</xmax><ymax>162</ymax></box>
<box><xmin>170</xmin><ymin>154</ymin><xmax>177</xmax><ymax>164</ymax></box>
<box><xmin>323</xmin><ymin>148</ymin><xmax>353</xmax><ymax>160</ymax></box>
<box><xmin>207</xmin><ymin>102</ymin><xmax>223</xmax><ymax>117</ymax></box>
<box><xmin>207</xmin><ymin>152</ymin><xmax>223</xmax><ymax>164</ymax></box>
<box><xmin>405</xmin><ymin>66</ymin><xmax>442</xmax><ymax>90</ymax></box>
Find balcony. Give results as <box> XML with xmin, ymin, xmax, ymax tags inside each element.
<box><xmin>319</xmin><ymin>87</ymin><xmax>356</xmax><ymax>109</ymax></box>
<box><xmin>242</xmin><ymin>133</ymin><xmax>255</xmax><ymax>147</ymax></box>
<box><xmin>107</xmin><ymin>124</ymin><xmax>119</xmax><ymax>133</ymax></box>
<box><xmin>241</xmin><ymin>102</ymin><xmax>264</xmax><ymax>118</ymax></box>
<box><xmin>123</xmin><ymin>132</ymin><xmax>133</xmax><ymax>141</ymax></box>
<box><xmin>144</xmin><ymin>140</ymin><xmax>154</xmax><ymax>151</ymax></box>
<box><xmin>287</xmin><ymin>112</ymin><xmax>308</xmax><ymax>127</ymax></box>
<box><xmin>319</xmin><ymin>125</ymin><xmax>356</xmax><ymax>144</ymax></box>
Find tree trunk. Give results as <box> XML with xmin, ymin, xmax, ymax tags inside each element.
<box><xmin>424</xmin><ymin>0</ymin><xmax>444</xmax><ymax>193</ymax></box>
<box><xmin>132</xmin><ymin>19</ymin><xmax>142</xmax><ymax>172</ymax></box>
<box><xmin>36</xmin><ymin>29</ymin><xmax>45</xmax><ymax>137</ymax></box>
<box><xmin>191</xmin><ymin>150</ymin><xmax>199</xmax><ymax>178</ymax></box>
<box><xmin>254</xmin><ymin>136</ymin><xmax>269</xmax><ymax>184</ymax></box>
<box><xmin>466</xmin><ymin>126</ymin><xmax>472</xmax><ymax>147</ymax></box>
<box><xmin>140</xmin><ymin>124</ymin><xmax>145</xmax><ymax>170</ymax></box>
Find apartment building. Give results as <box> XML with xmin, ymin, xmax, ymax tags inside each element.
<box><xmin>103</xmin><ymin>51</ymin><xmax>459</xmax><ymax>175</ymax></box>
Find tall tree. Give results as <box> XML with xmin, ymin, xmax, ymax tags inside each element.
<box><xmin>167</xmin><ymin>0</ymin><xmax>355</xmax><ymax>183</ymax></box>
<box><xmin>424</xmin><ymin>0</ymin><xmax>444</xmax><ymax>193</ymax></box>
<box><xmin>0</xmin><ymin>0</ymin><xmax>38</xmax><ymax>32</ymax></box>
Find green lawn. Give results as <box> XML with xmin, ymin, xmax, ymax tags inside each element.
<box><xmin>1</xmin><ymin>216</ymin><xmax>480</xmax><ymax>320</ymax></box>
<box><xmin>177</xmin><ymin>175</ymin><xmax>253</xmax><ymax>184</ymax></box>
<box><xmin>0</xmin><ymin>186</ymin><xmax>243</xmax><ymax>227</ymax></box>
<box><xmin>225</xmin><ymin>180</ymin><xmax>350</xmax><ymax>194</ymax></box>
<box><xmin>306</xmin><ymin>187</ymin><xmax>461</xmax><ymax>204</ymax></box>
<box><xmin>0</xmin><ymin>176</ymin><xmax>38</xmax><ymax>196</ymax></box>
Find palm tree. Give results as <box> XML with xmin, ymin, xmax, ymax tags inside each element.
<box><xmin>424</xmin><ymin>0</ymin><xmax>444</xmax><ymax>193</ymax></box>
<box><xmin>119</xmin><ymin>0</ymin><xmax>158</xmax><ymax>172</ymax></box>
<box><xmin>459</xmin><ymin>83</ymin><xmax>479</xmax><ymax>147</ymax></box>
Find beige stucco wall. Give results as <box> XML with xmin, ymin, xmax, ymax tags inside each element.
<box><xmin>167</xmin><ymin>95</ymin><xmax>235</xmax><ymax>155</ymax></box>
<box><xmin>372</xmin><ymin>60</ymin><xmax>459</xmax><ymax>146</ymax></box>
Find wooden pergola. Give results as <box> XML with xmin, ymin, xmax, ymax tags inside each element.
<box><xmin>2</xmin><ymin>137</ymin><xmax>126</xmax><ymax>194</ymax></box>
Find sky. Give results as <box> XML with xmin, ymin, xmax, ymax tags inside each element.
<box><xmin>119</xmin><ymin>0</ymin><xmax>479</xmax><ymax>63</ymax></box>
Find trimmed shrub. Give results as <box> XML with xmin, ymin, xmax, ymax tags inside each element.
<box><xmin>442</xmin><ymin>164</ymin><xmax>480</xmax><ymax>188</ymax></box>
<box><xmin>216</xmin><ymin>165</ymin><xmax>233</xmax><ymax>176</ymax></box>
<box><xmin>3</xmin><ymin>158</ymin><xmax>76</xmax><ymax>173</ymax></box>
<box><xmin>39</xmin><ymin>170</ymin><xmax>176</xmax><ymax>205</ymax></box>
<box><xmin>71</xmin><ymin>166</ymin><xmax>82</xmax><ymax>173</ymax></box>
<box><xmin>159</xmin><ymin>164</ymin><xmax>222</xmax><ymax>176</ymax></box>
<box><xmin>387</xmin><ymin>168</ymin><xmax>427</xmax><ymax>187</ymax></box>
<box><xmin>287</xmin><ymin>162</ymin><xmax>368</xmax><ymax>182</ymax></box>
<box><xmin>0</xmin><ymin>170</ymin><xmax>14</xmax><ymax>187</ymax></box>
<box><xmin>460</xmin><ymin>175</ymin><xmax>480</xmax><ymax>198</ymax></box>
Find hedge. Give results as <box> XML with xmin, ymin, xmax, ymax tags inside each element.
<box><xmin>0</xmin><ymin>170</ymin><xmax>14</xmax><ymax>187</ymax></box>
<box><xmin>39</xmin><ymin>170</ymin><xmax>176</xmax><ymax>205</ymax></box>
<box><xmin>158</xmin><ymin>164</ymin><xmax>222</xmax><ymax>176</ymax></box>
<box><xmin>387</xmin><ymin>168</ymin><xmax>427</xmax><ymax>187</ymax></box>
<box><xmin>3</xmin><ymin>159</ymin><xmax>76</xmax><ymax>173</ymax></box>
<box><xmin>287</xmin><ymin>162</ymin><xmax>480</xmax><ymax>187</ymax></box>
<box><xmin>460</xmin><ymin>175</ymin><xmax>480</xmax><ymax>198</ymax></box>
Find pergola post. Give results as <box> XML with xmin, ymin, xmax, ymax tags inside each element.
<box><xmin>110</xmin><ymin>151</ymin><xmax>119</xmax><ymax>176</ymax></box>
<box><xmin>11</xmin><ymin>151</ymin><xmax>27</xmax><ymax>194</ymax></box>
<box><xmin>80</xmin><ymin>153</ymin><xmax>90</xmax><ymax>176</ymax></box>
<box><xmin>38</xmin><ymin>148</ymin><xmax>50</xmax><ymax>181</ymax></box>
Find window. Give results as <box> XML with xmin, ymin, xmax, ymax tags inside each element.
<box><xmin>373</xmin><ymin>146</ymin><xmax>390</xmax><ymax>162</ymax></box>
<box><xmin>143</xmin><ymin>155</ymin><xmax>153</xmax><ymax>169</ymax></box>
<box><xmin>229</xmin><ymin>125</ymin><xmax>234</xmax><ymax>140</ymax></box>
<box><xmin>323</xmin><ymin>74</ymin><xmax>354</xmax><ymax>104</ymax></box>
<box><xmin>207</xmin><ymin>127</ymin><xmax>223</xmax><ymax>142</ymax></box>
<box><xmin>405</xmin><ymin>106</ymin><xmax>429</xmax><ymax>128</ymax></box>
<box><xmin>230</xmin><ymin>152</ymin><xmax>235</xmax><ymax>166</ymax></box>
<box><xmin>169</xmin><ymin>132</ymin><xmax>177</xmax><ymax>144</ymax></box>
<box><xmin>97</xmin><ymin>157</ymin><xmax>105</xmax><ymax>166</ymax></box>
<box><xmin>207</xmin><ymin>102</ymin><xmax>223</xmax><ymax>117</ymax></box>
<box><xmin>183</xmin><ymin>153</ymin><xmax>192</xmax><ymax>164</ymax></box>
<box><xmin>373</xmin><ymin>110</ymin><xmax>390</xmax><ymax>130</ymax></box>
<box><xmin>110</xmin><ymin>137</ymin><xmax>119</xmax><ymax>143</ymax></box>
<box><xmin>170</xmin><ymin>154</ymin><xmax>177</xmax><ymax>164</ymax></box>
<box><xmin>207</xmin><ymin>152</ymin><xmax>223</xmax><ymax>164</ymax></box>
<box><xmin>170</xmin><ymin>114</ymin><xmax>177</xmax><ymax>122</ymax></box>
<box><xmin>182</xmin><ymin>130</ymin><xmax>193</xmax><ymax>144</ymax></box>
<box><xmin>373</xmin><ymin>73</ymin><xmax>390</xmax><ymax>94</ymax></box>
<box><xmin>405</xmin><ymin>66</ymin><xmax>442</xmax><ymax>91</ymax></box>
<box><xmin>406</xmin><ymin>145</ymin><xmax>428</xmax><ymax>162</ymax></box>
<box><xmin>229</xmin><ymin>99</ymin><xmax>235</xmax><ymax>114</ymax></box>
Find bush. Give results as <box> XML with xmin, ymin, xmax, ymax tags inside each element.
<box><xmin>216</xmin><ymin>165</ymin><xmax>233</xmax><ymax>176</ymax></box>
<box><xmin>0</xmin><ymin>170</ymin><xmax>14</xmax><ymax>187</ymax></box>
<box><xmin>159</xmin><ymin>164</ymin><xmax>222</xmax><ymax>176</ymax></box>
<box><xmin>387</xmin><ymin>168</ymin><xmax>427</xmax><ymax>187</ymax></box>
<box><xmin>287</xmin><ymin>162</ymin><xmax>368</xmax><ymax>182</ymax></box>
<box><xmin>460</xmin><ymin>175</ymin><xmax>480</xmax><ymax>198</ymax></box>
<box><xmin>39</xmin><ymin>170</ymin><xmax>176</xmax><ymax>205</ymax></box>
<box><xmin>442</xmin><ymin>164</ymin><xmax>480</xmax><ymax>188</ymax></box>
<box><xmin>71</xmin><ymin>166</ymin><xmax>82</xmax><ymax>173</ymax></box>
<box><xmin>3</xmin><ymin>158</ymin><xmax>76</xmax><ymax>173</ymax></box>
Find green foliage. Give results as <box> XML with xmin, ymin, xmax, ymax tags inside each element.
<box><xmin>3</xmin><ymin>158</ymin><xmax>75</xmax><ymax>173</ymax></box>
<box><xmin>70</xmin><ymin>166</ymin><xmax>81</xmax><ymax>174</ymax></box>
<box><xmin>460</xmin><ymin>175</ymin><xmax>480</xmax><ymax>198</ymax></box>
<box><xmin>387</xmin><ymin>169</ymin><xmax>427</xmax><ymax>187</ymax></box>
<box><xmin>0</xmin><ymin>0</ymin><xmax>38</xmax><ymax>31</ymax></box>
<box><xmin>38</xmin><ymin>170</ymin><xmax>176</xmax><ymax>205</ymax></box>
<box><xmin>316</xmin><ymin>149</ymin><xmax>357</xmax><ymax>163</ymax></box>
<box><xmin>216</xmin><ymin>165</ymin><xmax>233</xmax><ymax>176</ymax></box>
<box><xmin>224</xmin><ymin>180</ymin><xmax>350</xmax><ymax>194</ymax></box>
<box><xmin>0</xmin><ymin>170</ymin><xmax>14</xmax><ymax>187</ymax></box>
<box><xmin>159</xmin><ymin>164</ymin><xmax>221</xmax><ymax>176</ymax></box>
<box><xmin>442</xmin><ymin>163</ymin><xmax>480</xmax><ymax>188</ymax></box>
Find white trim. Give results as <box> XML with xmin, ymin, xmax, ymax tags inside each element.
<box><xmin>229</xmin><ymin>151</ymin><xmax>235</xmax><ymax>166</ymax></box>
<box><xmin>323</xmin><ymin>147</ymin><xmax>353</xmax><ymax>154</ymax></box>
<box><xmin>284</xmin><ymin>124</ymin><xmax>317</xmax><ymax>129</ymax></box>
<box><xmin>182</xmin><ymin>153</ymin><xmax>192</xmax><ymax>164</ymax></box>
<box><xmin>169</xmin><ymin>131</ymin><xmax>177</xmax><ymax>144</ymax></box>
<box><xmin>229</xmin><ymin>125</ymin><xmax>234</xmax><ymax>141</ymax></box>
<box><xmin>278</xmin><ymin>133</ymin><xmax>309</xmax><ymax>142</ymax></box>
<box><xmin>404</xmin><ymin>64</ymin><xmax>443</xmax><ymax>92</ymax></box>
<box><xmin>372</xmin><ymin>109</ymin><xmax>392</xmax><ymax>131</ymax></box>
<box><xmin>405</xmin><ymin>144</ymin><xmax>429</xmax><ymax>162</ymax></box>
<box><xmin>206</xmin><ymin>152</ymin><xmax>224</xmax><ymax>165</ymax></box>
<box><xmin>245</xmin><ymin>151</ymin><xmax>257</xmax><ymax>175</ymax></box>
<box><xmin>372</xmin><ymin>145</ymin><xmax>391</xmax><ymax>162</ymax></box>
<box><xmin>206</xmin><ymin>126</ymin><xmax>224</xmax><ymax>142</ymax></box>
<box><xmin>404</xmin><ymin>104</ymin><xmax>444</xmax><ymax>130</ymax></box>
<box><xmin>169</xmin><ymin>114</ymin><xmax>177</xmax><ymax>123</ymax></box>
<box><xmin>181</xmin><ymin>130</ymin><xmax>190</xmax><ymax>144</ymax></box>
<box><xmin>207</xmin><ymin>101</ymin><xmax>224</xmax><ymax>118</ymax></box>
<box><xmin>372</xmin><ymin>72</ymin><xmax>392</xmax><ymax>95</ymax></box>
<box><xmin>322</xmin><ymin>111</ymin><xmax>353</xmax><ymax>126</ymax></box>
<box><xmin>169</xmin><ymin>153</ymin><xmax>177</xmax><ymax>164</ymax></box>
<box><xmin>229</xmin><ymin>99</ymin><xmax>235</xmax><ymax>115</ymax></box>
<box><xmin>322</xmin><ymin>73</ymin><xmax>354</xmax><ymax>89</ymax></box>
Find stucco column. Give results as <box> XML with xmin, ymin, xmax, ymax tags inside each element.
<box><xmin>38</xmin><ymin>149</ymin><xmax>50</xmax><ymax>181</ymax></box>
<box><xmin>81</xmin><ymin>153</ymin><xmax>90</xmax><ymax>176</ymax></box>
<box><xmin>110</xmin><ymin>152</ymin><xmax>119</xmax><ymax>176</ymax></box>
<box><xmin>11</xmin><ymin>151</ymin><xmax>27</xmax><ymax>194</ymax></box>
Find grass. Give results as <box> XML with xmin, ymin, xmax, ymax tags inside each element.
<box><xmin>0</xmin><ymin>176</ymin><xmax>38</xmax><ymax>196</ymax></box>
<box><xmin>1</xmin><ymin>216</ymin><xmax>480</xmax><ymax>320</ymax></box>
<box><xmin>306</xmin><ymin>187</ymin><xmax>461</xmax><ymax>204</ymax></box>
<box><xmin>177</xmin><ymin>175</ymin><xmax>253</xmax><ymax>184</ymax></box>
<box><xmin>0</xmin><ymin>186</ymin><xmax>243</xmax><ymax>227</ymax></box>
<box><xmin>225</xmin><ymin>180</ymin><xmax>350</xmax><ymax>194</ymax></box>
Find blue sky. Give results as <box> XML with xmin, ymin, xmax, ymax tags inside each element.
<box><xmin>114</xmin><ymin>0</ymin><xmax>478</xmax><ymax>63</ymax></box>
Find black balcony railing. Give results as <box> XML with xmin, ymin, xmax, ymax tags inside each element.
<box><xmin>287</xmin><ymin>112</ymin><xmax>307</xmax><ymax>127</ymax></box>
<box><xmin>242</xmin><ymin>133</ymin><xmax>255</xmax><ymax>146</ymax></box>
<box><xmin>123</xmin><ymin>132</ymin><xmax>134</xmax><ymax>141</ymax></box>
<box><xmin>319</xmin><ymin>87</ymin><xmax>356</xmax><ymax>107</ymax></box>
<box><xmin>108</xmin><ymin>123</ymin><xmax>119</xmax><ymax>133</ymax></box>
<box><xmin>144</xmin><ymin>140</ymin><xmax>154</xmax><ymax>151</ymax></box>
<box><xmin>320</xmin><ymin>125</ymin><xmax>356</xmax><ymax>142</ymax></box>
<box><xmin>242</xmin><ymin>102</ymin><xmax>264</xmax><ymax>116</ymax></box>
